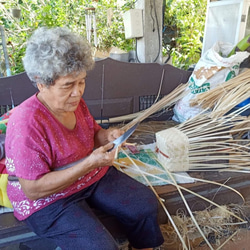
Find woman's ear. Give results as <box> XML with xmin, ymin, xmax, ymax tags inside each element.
<box><xmin>37</xmin><ymin>83</ymin><xmax>44</xmax><ymax>92</ymax></box>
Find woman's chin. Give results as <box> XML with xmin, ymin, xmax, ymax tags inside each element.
<box><xmin>67</xmin><ymin>101</ymin><xmax>79</xmax><ymax>110</ymax></box>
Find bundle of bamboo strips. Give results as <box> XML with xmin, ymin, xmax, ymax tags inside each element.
<box><xmin>114</xmin><ymin>69</ymin><xmax>250</xmax><ymax>173</ymax></box>
<box><xmin>112</xmin><ymin>68</ymin><xmax>250</xmax><ymax>249</ymax></box>
<box><xmin>116</xmin><ymin>69</ymin><xmax>250</xmax><ymax>133</ymax></box>
<box><xmin>114</xmin><ymin>114</ymin><xmax>250</xmax><ymax>248</ymax></box>
<box><xmin>189</xmin><ymin>69</ymin><xmax>250</xmax><ymax>118</ymax></box>
<box><xmin>155</xmin><ymin>109</ymin><xmax>250</xmax><ymax>172</ymax></box>
<box><xmin>121</xmin><ymin>83</ymin><xmax>188</xmax><ymax>131</ymax></box>
<box><xmin>115</xmin><ymin>105</ymin><xmax>250</xmax><ymax>248</ymax></box>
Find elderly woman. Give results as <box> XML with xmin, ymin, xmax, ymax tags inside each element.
<box><xmin>5</xmin><ymin>27</ymin><xmax>164</xmax><ymax>250</ymax></box>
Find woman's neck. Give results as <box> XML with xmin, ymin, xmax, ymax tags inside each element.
<box><xmin>37</xmin><ymin>93</ymin><xmax>76</xmax><ymax>130</ymax></box>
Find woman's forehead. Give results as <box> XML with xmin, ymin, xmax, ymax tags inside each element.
<box><xmin>57</xmin><ymin>71</ymin><xmax>87</xmax><ymax>83</ymax></box>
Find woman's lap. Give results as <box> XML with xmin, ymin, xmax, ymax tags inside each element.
<box><xmin>89</xmin><ymin>167</ymin><xmax>164</xmax><ymax>248</ymax></box>
<box><xmin>25</xmin><ymin>194</ymin><xmax>118</xmax><ymax>249</ymax></box>
<box><xmin>88</xmin><ymin>166</ymin><xmax>158</xmax><ymax>219</ymax></box>
<box><xmin>25</xmin><ymin>167</ymin><xmax>164</xmax><ymax>249</ymax></box>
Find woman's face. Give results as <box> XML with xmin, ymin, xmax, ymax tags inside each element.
<box><xmin>38</xmin><ymin>71</ymin><xmax>87</xmax><ymax>114</ymax></box>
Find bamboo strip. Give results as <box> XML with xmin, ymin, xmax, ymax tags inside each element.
<box><xmin>219</xmin><ymin>169</ymin><xmax>250</xmax><ymax>173</ymax></box>
<box><xmin>162</xmin><ymin>164</ymin><xmax>214</xmax><ymax>249</ymax></box>
<box><xmin>172</xmin><ymin>172</ymin><xmax>245</xmax><ymax>202</ymax></box>
<box><xmin>96</xmin><ymin>83</ymin><xmax>188</xmax><ymax>126</ymax></box>
<box><xmin>190</xmin><ymin>69</ymin><xmax>250</xmax><ymax>113</ymax></box>
<box><xmin>155</xmin><ymin>110</ymin><xmax>250</xmax><ymax>172</ymax></box>
<box><xmin>115</xmin><ymin>160</ymin><xmax>246</xmax><ymax>222</ymax></box>
<box><xmin>216</xmin><ymin>230</ymin><xmax>238</xmax><ymax>250</ymax></box>
<box><xmin>119</xmin><ymin>148</ymin><xmax>189</xmax><ymax>250</ymax></box>
<box><xmin>121</xmin><ymin>83</ymin><xmax>188</xmax><ymax>131</ymax></box>
<box><xmin>115</xmin><ymin>150</ymin><xmax>247</xmax><ymax>248</ymax></box>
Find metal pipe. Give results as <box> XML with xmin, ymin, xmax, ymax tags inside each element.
<box><xmin>0</xmin><ymin>25</ymin><xmax>11</xmax><ymax>76</ymax></box>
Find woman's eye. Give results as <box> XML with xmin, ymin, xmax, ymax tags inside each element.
<box><xmin>62</xmin><ymin>84</ymin><xmax>72</xmax><ymax>90</ymax></box>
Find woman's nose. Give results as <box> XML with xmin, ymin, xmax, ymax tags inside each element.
<box><xmin>72</xmin><ymin>83</ymin><xmax>84</xmax><ymax>96</ymax></box>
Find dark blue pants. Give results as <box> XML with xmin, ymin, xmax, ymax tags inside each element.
<box><xmin>25</xmin><ymin>167</ymin><xmax>164</xmax><ymax>249</ymax></box>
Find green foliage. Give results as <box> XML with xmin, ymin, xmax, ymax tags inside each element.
<box><xmin>0</xmin><ymin>0</ymin><xmax>133</xmax><ymax>74</ymax></box>
<box><xmin>163</xmin><ymin>0</ymin><xmax>207</xmax><ymax>69</ymax></box>
<box><xmin>0</xmin><ymin>0</ymin><xmax>85</xmax><ymax>73</ymax></box>
<box><xmin>95</xmin><ymin>0</ymin><xmax>134</xmax><ymax>52</ymax></box>
<box><xmin>0</xmin><ymin>0</ymin><xmax>207</xmax><ymax>74</ymax></box>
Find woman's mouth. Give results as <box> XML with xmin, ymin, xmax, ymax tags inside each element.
<box><xmin>70</xmin><ymin>101</ymin><xmax>79</xmax><ymax>106</ymax></box>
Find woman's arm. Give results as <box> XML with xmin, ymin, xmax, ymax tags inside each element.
<box><xmin>19</xmin><ymin>143</ymin><xmax>115</xmax><ymax>200</ymax></box>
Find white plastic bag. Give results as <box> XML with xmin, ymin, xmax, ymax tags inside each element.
<box><xmin>173</xmin><ymin>41</ymin><xmax>249</xmax><ymax>123</ymax></box>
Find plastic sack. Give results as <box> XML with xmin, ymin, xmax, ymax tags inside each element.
<box><xmin>0</xmin><ymin>158</ymin><xmax>12</xmax><ymax>208</ymax></box>
<box><xmin>173</xmin><ymin>41</ymin><xmax>250</xmax><ymax>123</ymax></box>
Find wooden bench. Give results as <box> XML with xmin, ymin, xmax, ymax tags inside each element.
<box><xmin>0</xmin><ymin>58</ymin><xmax>191</xmax><ymax>249</ymax></box>
<box><xmin>0</xmin><ymin>205</ymin><xmax>128</xmax><ymax>249</ymax></box>
<box><xmin>2</xmin><ymin>58</ymin><xmax>249</xmax><ymax>249</ymax></box>
<box><xmin>0</xmin><ymin>57</ymin><xmax>192</xmax><ymax>118</ymax></box>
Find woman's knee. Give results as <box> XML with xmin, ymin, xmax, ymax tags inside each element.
<box><xmin>135</xmin><ymin>188</ymin><xmax>159</xmax><ymax>215</ymax></box>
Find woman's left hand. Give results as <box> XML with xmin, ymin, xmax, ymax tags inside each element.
<box><xmin>94</xmin><ymin>127</ymin><xmax>124</xmax><ymax>148</ymax></box>
<box><xmin>107</xmin><ymin>128</ymin><xmax>123</xmax><ymax>142</ymax></box>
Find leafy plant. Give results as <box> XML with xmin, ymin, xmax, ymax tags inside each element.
<box><xmin>163</xmin><ymin>0</ymin><xmax>207</xmax><ymax>69</ymax></box>
<box><xmin>94</xmin><ymin>0</ymin><xmax>134</xmax><ymax>52</ymax></box>
<box><xmin>0</xmin><ymin>0</ymin><xmax>135</xmax><ymax>74</ymax></box>
<box><xmin>0</xmin><ymin>0</ymin><xmax>207</xmax><ymax>74</ymax></box>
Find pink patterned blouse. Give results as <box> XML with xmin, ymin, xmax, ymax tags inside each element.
<box><xmin>5</xmin><ymin>94</ymin><xmax>109</xmax><ymax>220</ymax></box>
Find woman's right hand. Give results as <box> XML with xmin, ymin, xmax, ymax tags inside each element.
<box><xmin>19</xmin><ymin>143</ymin><xmax>117</xmax><ymax>201</ymax></box>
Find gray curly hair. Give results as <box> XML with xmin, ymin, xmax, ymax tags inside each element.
<box><xmin>23</xmin><ymin>27</ymin><xmax>94</xmax><ymax>87</ymax></box>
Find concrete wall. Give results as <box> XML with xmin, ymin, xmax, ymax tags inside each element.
<box><xmin>135</xmin><ymin>0</ymin><xmax>163</xmax><ymax>63</ymax></box>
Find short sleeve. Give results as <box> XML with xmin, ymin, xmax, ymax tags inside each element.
<box><xmin>5</xmin><ymin>104</ymin><xmax>51</xmax><ymax>180</ymax></box>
